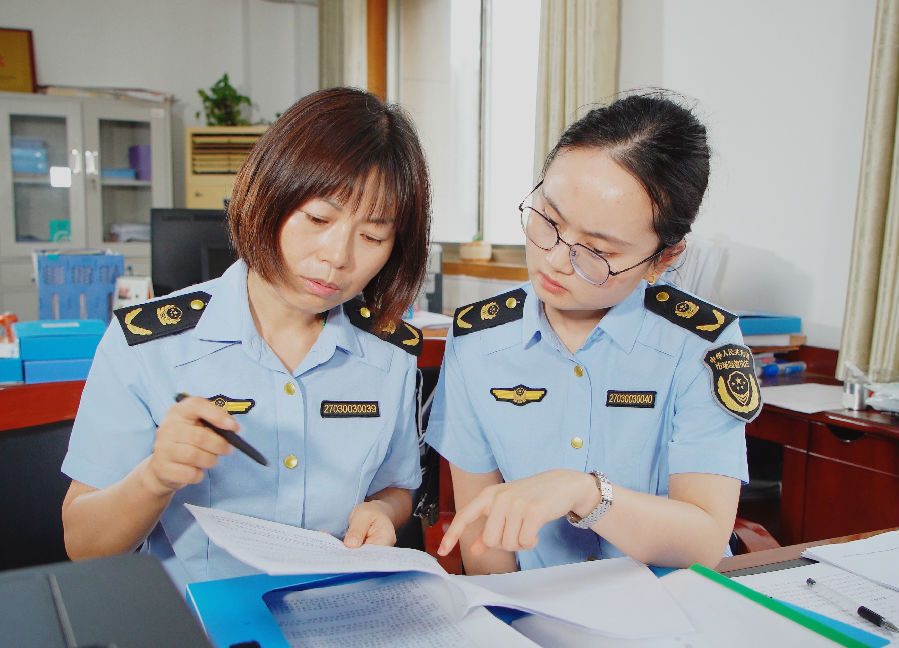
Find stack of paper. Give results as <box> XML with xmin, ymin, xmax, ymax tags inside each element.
<box><xmin>185</xmin><ymin>505</ymin><xmax>877</xmax><ymax>648</ymax></box>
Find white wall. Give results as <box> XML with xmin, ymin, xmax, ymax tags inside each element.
<box><xmin>3</xmin><ymin>0</ymin><xmax>319</xmax><ymax>205</ymax></box>
<box><xmin>620</xmin><ymin>0</ymin><xmax>876</xmax><ymax>349</ymax></box>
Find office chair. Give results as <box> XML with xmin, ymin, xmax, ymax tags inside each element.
<box><xmin>394</xmin><ymin>337</ymin><xmax>444</xmax><ymax>551</ymax></box>
<box><xmin>0</xmin><ymin>421</ymin><xmax>73</xmax><ymax>570</ymax></box>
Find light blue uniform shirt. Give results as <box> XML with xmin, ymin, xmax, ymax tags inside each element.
<box><xmin>425</xmin><ymin>280</ymin><xmax>749</xmax><ymax>570</ymax></box>
<box><xmin>62</xmin><ymin>261</ymin><xmax>421</xmax><ymax>593</ymax></box>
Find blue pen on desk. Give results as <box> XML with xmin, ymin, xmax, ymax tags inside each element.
<box><xmin>174</xmin><ymin>393</ymin><xmax>268</xmax><ymax>466</ymax></box>
<box><xmin>806</xmin><ymin>578</ymin><xmax>899</xmax><ymax>633</ymax></box>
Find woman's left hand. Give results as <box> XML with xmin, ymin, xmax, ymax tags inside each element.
<box><xmin>438</xmin><ymin>469</ymin><xmax>599</xmax><ymax>556</ymax></box>
<box><xmin>344</xmin><ymin>500</ymin><xmax>398</xmax><ymax>548</ymax></box>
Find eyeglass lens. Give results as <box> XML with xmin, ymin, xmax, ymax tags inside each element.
<box><xmin>521</xmin><ymin>207</ymin><xmax>611</xmax><ymax>285</ymax></box>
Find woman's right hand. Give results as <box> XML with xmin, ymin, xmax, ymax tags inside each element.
<box><xmin>143</xmin><ymin>395</ymin><xmax>237</xmax><ymax>496</ymax></box>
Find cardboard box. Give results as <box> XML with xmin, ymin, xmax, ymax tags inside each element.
<box><xmin>13</xmin><ymin>319</ymin><xmax>106</xmax><ymax>361</ymax></box>
<box><xmin>23</xmin><ymin>358</ymin><xmax>93</xmax><ymax>384</ymax></box>
<box><xmin>0</xmin><ymin>358</ymin><xmax>23</xmax><ymax>383</ymax></box>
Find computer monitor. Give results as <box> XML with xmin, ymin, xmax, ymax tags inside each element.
<box><xmin>150</xmin><ymin>208</ymin><xmax>237</xmax><ymax>296</ymax></box>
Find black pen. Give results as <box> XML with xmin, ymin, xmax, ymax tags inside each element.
<box><xmin>174</xmin><ymin>393</ymin><xmax>268</xmax><ymax>466</ymax></box>
<box><xmin>806</xmin><ymin>578</ymin><xmax>899</xmax><ymax>633</ymax></box>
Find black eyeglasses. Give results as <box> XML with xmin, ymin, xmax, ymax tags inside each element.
<box><xmin>518</xmin><ymin>182</ymin><xmax>664</xmax><ymax>287</ymax></box>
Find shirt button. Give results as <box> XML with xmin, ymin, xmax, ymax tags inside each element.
<box><xmin>284</xmin><ymin>455</ymin><xmax>299</xmax><ymax>469</ymax></box>
<box><xmin>284</xmin><ymin>382</ymin><xmax>296</xmax><ymax>395</ymax></box>
<box><xmin>570</xmin><ymin>436</ymin><xmax>584</xmax><ymax>449</ymax></box>
<box><xmin>574</xmin><ymin>365</ymin><xmax>584</xmax><ymax>377</ymax></box>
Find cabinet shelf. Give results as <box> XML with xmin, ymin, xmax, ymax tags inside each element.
<box><xmin>100</xmin><ymin>178</ymin><xmax>152</xmax><ymax>188</ymax></box>
<box><xmin>12</xmin><ymin>173</ymin><xmax>55</xmax><ymax>186</ymax></box>
<box><xmin>1</xmin><ymin>91</ymin><xmax>173</xmax><ymax>320</ymax></box>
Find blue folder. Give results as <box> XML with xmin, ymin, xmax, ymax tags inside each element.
<box><xmin>187</xmin><ymin>572</ymin><xmax>387</xmax><ymax>648</ymax></box>
<box><xmin>734</xmin><ymin>311</ymin><xmax>802</xmax><ymax>336</ymax></box>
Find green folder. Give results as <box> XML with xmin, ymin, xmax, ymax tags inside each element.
<box><xmin>690</xmin><ymin>564</ymin><xmax>884</xmax><ymax>648</ymax></box>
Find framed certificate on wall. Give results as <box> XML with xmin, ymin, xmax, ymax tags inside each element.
<box><xmin>0</xmin><ymin>28</ymin><xmax>36</xmax><ymax>93</ymax></box>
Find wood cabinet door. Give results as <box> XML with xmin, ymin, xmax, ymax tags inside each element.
<box><xmin>802</xmin><ymin>422</ymin><xmax>899</xmax><ymax>541</ymax></box>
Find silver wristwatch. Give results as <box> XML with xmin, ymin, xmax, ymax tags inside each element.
<box><xmin>566</xmin><ymin>471</ymin><xmax>614</xmax><ymax>529</ymax></box>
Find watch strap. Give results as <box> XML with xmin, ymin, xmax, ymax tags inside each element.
<box><xmin>567</xmin><ymin>471</ymin><xmax>613</xmax><ymax>529</ymax></box>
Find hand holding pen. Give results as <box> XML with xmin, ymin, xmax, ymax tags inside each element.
<box><xmin>174</xmin><ymin>393</ymin><xmax>268</xmax><ymax>466</ymax></box>
<box><xmin>806</xmin><ymin>578</ymin><xmax>899</xmax><ymax>633</ymax></box>
<box><xmin>144</xmin><ymin>394</ymin><xmax>268</xmax><ymax>496</ymax></box>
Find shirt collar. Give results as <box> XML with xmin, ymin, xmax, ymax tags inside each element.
<box><xmin>192</xmin><ymin>260</ymin><xmax>251</xmax><ymax>343</ymax></box>
<box><xmin>590</xmin><ymin>280</ymin><xmax>648</xmax><ymax>352</ymax></box>
<box><xmin>519</xmin><ymin>280</ymin><xmax>648</xmax><ymax>354</ymax></box>
<box><xmin>520</xmin><ymin>283</ymin><xmax>543</xmax><ymax>349</ymax></box>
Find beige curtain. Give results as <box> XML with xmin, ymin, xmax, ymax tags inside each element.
<box><xmin>319</xmin><ymin>0</ymin><xmax>368</xmax><ymax>90</ymax></box>
<box><xmin>533</xmin><ymin>0</ymin><xmax>620</xmax><ymax>180</ymax></box>
<box><xmin>838</xmin><ymin>0</ymin><xmax>899</xmax><ymax>382</ymax></box>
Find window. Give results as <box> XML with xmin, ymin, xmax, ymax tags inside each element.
<box><xmin>396</xmin><ymin>0</ymin><xmax>540</xmax><ymax>245</ymax></box>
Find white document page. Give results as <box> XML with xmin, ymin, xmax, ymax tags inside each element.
<box><xmin>512</xmin><ymin>568</ymin><xmax>839</xmax><ymax>647</ymax></box>
<box><xmin>801</xmin><ymin>531</ymin><xmax>899</xmax><ymax>591</ymax></box>
<box><xmin>265</xmin><ymin>572</ymin><xmax>538</xmax><ymax>648</ymax></box>
<box><xmin>186</xmin><ymin>504</ymin><xmax>691</xmax><ymax>637</ymax></box>
<box><xmin>732</xmin><ymin>561</ymin><xmax>898</xmax><ymax>647</ymax></box>
<box><xmin>186</xmin><ymin>503</ymin><xmax>446</xmax><ymax>577</ymax></box>
<box><xmin>459</xmin><ymin>558</ymin><xmax>693</xmax><ymax>639</ymax></box>
<box><xmin>759</xmin><ymin>383</ymin><xmax>845</xmax><ymax>414</ymax></box>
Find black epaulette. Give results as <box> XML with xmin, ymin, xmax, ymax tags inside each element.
<box><xmin>644</xmin><ymin>284</ymin><xmax>735</xmax><ymax>342</ymax></box>
<box><xmin>114</xmin><ymin>291</ymin><xmax>211</xmax><ymax>346</ymax></box>
<box><xmin>343</xmin><ymin>298</ymin><xmax>422</xmax><ymax>357</ymax></box>
<box><xmin>453</xmin><ymin>288</ymin><xmax>527</xmax><ymax>337</ymax></box>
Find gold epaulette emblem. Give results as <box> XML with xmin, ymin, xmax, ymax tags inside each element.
<box><xmin>453</xmin><ymin>288</ymin><xmax>527</xmax><ymax>337</ymax></box>
<box><xmin>114</xmin><ymin>292</ymin><xmax>211</xmax><ymax>346</ymax></box>
<box><xmin>343</xmin><ymin>298</ymin><xmax>422</xmax><ymax>356</ymax></box>
<box><xmin>490</xmin><ymin>384</ymin><xmax>547</xmax><ymax>406</ymax></box>
<box><xmin>703</xmin><ymin>343</ymin><xmax>761</xmax><ymax>422</ymax></box>
<box><xmin>208</xmin><ymin>394</ymin><xmax>255</xmax><ymax>414</ymax></box>
<box><xmin>644</xmin><ymin>285</ymin><xmax>734</xmax><ymax>342</ymax></box>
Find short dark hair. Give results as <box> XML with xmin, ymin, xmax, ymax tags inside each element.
<box><xmin>228</xmin><ymin>87</ymin><xmax>431</xmax><ymax>326</ymax></box>
<box><xmin>544</xmin><ymin>92</ymin><xmax>710</xmax><ymax>250</ymax></box>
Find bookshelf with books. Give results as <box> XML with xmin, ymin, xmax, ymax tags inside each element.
<box><xmin>736</xmin><ymin>311</ymin><xmax>807</xmax><ymax>376</ymax></box>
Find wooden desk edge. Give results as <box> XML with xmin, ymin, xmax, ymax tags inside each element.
<box><xmin>716</xmin><ymin>528</ymin><xmax>896</xmax><ymax>574</ymax></box>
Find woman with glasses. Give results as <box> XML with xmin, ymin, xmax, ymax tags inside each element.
<box><xmin>426</xmin><ymin>92</ymin><xmax>760</xmax><ymax>574</ymax></box>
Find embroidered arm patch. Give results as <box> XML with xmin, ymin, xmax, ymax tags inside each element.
<box><xmin>702</xmin><ymin>343</ymin><xmax>761</xmax><ymax>422</ymax></box>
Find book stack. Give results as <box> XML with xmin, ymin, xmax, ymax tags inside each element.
<box><xmin>736</xmin><ymin>311</ymin><xmax>806</xmax><ymax>377</ymax></box>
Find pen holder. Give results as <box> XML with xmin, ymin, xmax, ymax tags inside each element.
<box><xmin>841</xmin><ymin>381</ymin><xmax>867</xmax><ymax>410</ymax></box>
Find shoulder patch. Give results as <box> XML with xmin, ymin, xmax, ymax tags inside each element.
<box><xmin>703</xmin><ymin>343</ymin><xmax>761</xmax><ymax>422</ymax></box>
<box><xmin>343</xmin><ymin>298</ymin><xmax>422</xmax><ymax>357</ymax></box>
<box><xmin>114</xmin><ymin>291</ymin><xmax>211</xmax><ymax>346</ymax></box>
<box><xmin>453</xmin><ymin>288</ymin><xmax>527</xmax><ymax>337</ymax></box>
<box><xmin>645</xmin><ymin>284</ymin><xmax>735</xmax><ymax>342</ymax></box>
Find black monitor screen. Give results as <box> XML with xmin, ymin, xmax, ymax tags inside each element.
<box><xmin>151</xmin><ymin>208</ymin><xmax>237</xmax><ymax>296</ymax></box>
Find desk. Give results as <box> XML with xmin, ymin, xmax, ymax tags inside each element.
<box><xmin>0</xmin><ymin>380</ymin><xmax>86</xmax><ymax>570</ymax></box>
<box><xmin>740</xmin><ymin>346</ymin><xmax>898</xmax><ymax>546</ymax></box>
<box><xmin>717</xmin><ymin>528</ymin><xmax>894</xmax><ymax>576</ymax></box>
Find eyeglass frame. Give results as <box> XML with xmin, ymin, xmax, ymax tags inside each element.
<box><xmin>518</xmin><ymin>181</ymin><xmax>666</xmax><ymax>287</ymax></box>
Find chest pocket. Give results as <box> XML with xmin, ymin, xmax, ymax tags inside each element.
<box><xmin>599</xmin><ymin>387</ymin><xmax>669</xmax><ymax>489</ymax></box>
<box><xmin>481</xmin><ymin>383</ymin><xmax>562</xmax><ymax>474</ymax></box>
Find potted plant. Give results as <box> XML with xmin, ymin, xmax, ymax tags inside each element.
<box><xmin>459</xmin><ymin>233</ymin><xmax>492</xmax><ymax>263</ymax></box>
<box><xmin>196</xmin><ymin>73</ymin><xmax>253</xmax><ymax>126</ymax></box>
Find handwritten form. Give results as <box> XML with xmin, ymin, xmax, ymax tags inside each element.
<box><xmin>733</xmin><ymin>561</ymin><xmax>899</xmax><ymax>647</ymax></box>
<box><xmin>186</xmin><ymin>504</ymin><xmax>693</xmax><ymax>638</ymax></box>
<box><xmin>802</xmin><ymin>531</ymin><xmax>899</xmax><ymax>591</ymax></box>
